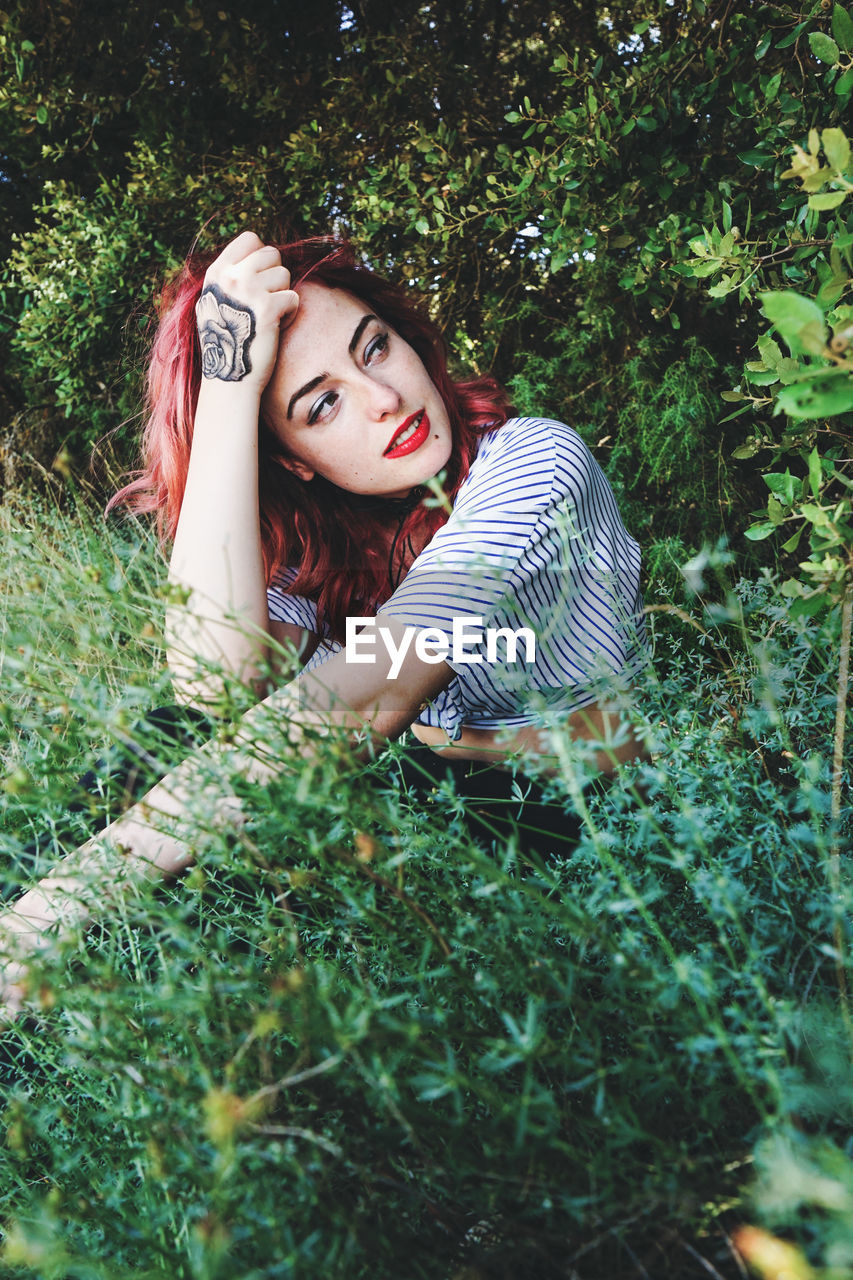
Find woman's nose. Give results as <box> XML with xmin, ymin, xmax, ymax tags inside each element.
<box><xmin>362</xmin><ymin>373</ymin><xmax>402</xmax><ymax>418</ymax></box>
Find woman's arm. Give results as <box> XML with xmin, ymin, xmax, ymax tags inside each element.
<box><xmin>165</xmin><ymin>232</ymin><xmax>300</xmax><ymax>707</ymax></box>
<box><xmin>0</xmin><ymin>624</ymin><xmax>455</xmax><ymax>1021</ymax></box>
<box><xmin>166</xmin><ymin>377</ymin><xmax>271</xmax><ymax>701</ymax></box>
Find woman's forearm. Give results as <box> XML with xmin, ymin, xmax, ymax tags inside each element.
<box><xmin>0</xmin><ymin>640</ymin><xmax>452</xmax><ymax>1016</ymax></box>
<box><xmin>166</xmin><ymin>381</ymin><xmax>271</xmax><ymax>702</ymax></box>
<box><xmin>0</xmin><ymin>753</ymin><xmax>236</xmax><ymax>1014</ymax></box>
<box><xmin>0</xmin><ymin>685</ymin><xmax>314</xmax><ymax>1017</ymax></box>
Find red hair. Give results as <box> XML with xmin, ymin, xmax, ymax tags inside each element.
<box><xmin>109</xmin><ymin>237</ymin><xmax>510</xmax><ymax>640</ymax></box>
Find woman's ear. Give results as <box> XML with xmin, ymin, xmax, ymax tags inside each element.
<box><xmin>260</xmin><ymin>416</ymin><xmax>315</xmax><ymax>483</ymax></box>
<box><xmin>279</xmin><ymin>455</ymin><xmax>316</xmax><ymax>483</ymax></box>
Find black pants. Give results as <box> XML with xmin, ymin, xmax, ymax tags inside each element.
<box><xmin>385</xmin><ymin>741</ymin><xmax>582</xmax><ymax>856</ymax></box>
<box><xmin>9</xmin><ymin>707</ymin><xmax>582</xmax><ymax>893</ymax></box>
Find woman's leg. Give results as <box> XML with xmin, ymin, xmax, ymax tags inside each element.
<box><xmin>5</xmin><ymin>706</ymin><xmax>214</xmax><ymax>900</ymax></box>
<box><xmin>384</xmin><ymin>740</ymin><xmax>584</xmax><ymax>858</ymax></box>
<box><xmin>70</xmin><ymin>706</ymin><xmax>214</xmax><ymax>827</ymax></box>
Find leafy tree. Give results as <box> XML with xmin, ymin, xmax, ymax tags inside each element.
<box><xmin>0</xmin><ymin>0</ymin><xmax>851</xmax><ymax>574</ymax></box>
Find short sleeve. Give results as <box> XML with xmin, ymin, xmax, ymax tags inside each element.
<box><xmin>267</xmin><ymin>565</ymin><xmax>320</xmax><ymax>634</ymax></box>
<box><xmin>265</xmin><ymin>418</ymin><xmax>646</xmax><ymax>746</ymax></box>
<box><xmin>380</xmin><ymin>417</ymin><xmax>647</xmax><ymax>735</ymax></box>
<box><xmin>380</xmin><ymin>417</ymin><xmax>554</xmax><ymax>635</ymax></box>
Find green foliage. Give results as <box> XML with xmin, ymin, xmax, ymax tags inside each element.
<box><xmin>611</xmin><ymin>339</ymin><xmax>728</xmax><ymax>496</ymax></box>
<box><xmin>732</xmin><ymin>1006</ymin><xmax>853</xmax><ymax>1279</ymax></box>
<box><xmin>509</xmin><ymin>320</ymin><xmax>743</xmax><ymax>558</ymax></box>
<box><xmin>0</xmin><ymin>497</ymin><xmax>851</xmax><ymax>1277</ymax></box>
<box><xmin>2</xmin><ymin>138</ymin><xmax>291</xmax><ymax>455</ymax></box>
<box><xmin>0</xmin><ymin>0</ymin><xmax>843</xmax><ymax>546</ymax></box>
<box><xmin>7</xmin><ymin>178</ymin><xmax>169</xmax><ymax>442</ymax></box>
<box><xmin>681</xmin><ymin>115</ymin><xmax>853</xmax><ymax>609</ymax></box>
<box><xmin>5</xmin><ymin>0</ymin><xmax>849</xmax><ymax>582</ymax></box>
<box><xmin>3</xmin><ymin>7</ymin><xmax>853</xmax><ymax>1272</ymax></box>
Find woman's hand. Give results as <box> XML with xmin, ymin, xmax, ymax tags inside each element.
<box><xmin>0</xmin><ymin>969</ymin><xmax>27</xmax><ymax>1028</ymax></box>
<box><xmin>0</xmin><ymin>907</ymin><xmax>52</xmax><ymax>1029</ymax></box>
<box><xmin>0</xmin><ymin>878</ymin><xmax>90</xmax><ymax>1028</ymax></box>
<box><xmin>195</xmin><ymin>231</ymin><xmax>299</xmax><ymax>396</ymax></box>
<box><xmin>168</xmin><ymin>233</ymin><xmax>300</xmax><ymax>701</ymax></box>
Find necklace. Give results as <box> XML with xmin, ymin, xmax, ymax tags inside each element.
<box><xmin>343</xmin><ymin>485</ymin><xmax>426</xmax><ymax>515</ymax></box>
<box><xmin>378</xmin><ymin>487</ymin><xmax>426</xmax><ymax>592</ymax></box>
<box><xmin>321</xmin><ymin>483</ymin><xmax>426</xmax><ymax>592</ymax></box>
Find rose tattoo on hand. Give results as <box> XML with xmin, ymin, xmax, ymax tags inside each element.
<box><xmin>195</xmin><ymin>284</ymin><xmax>256</xmax><ymax>381</ymax></box>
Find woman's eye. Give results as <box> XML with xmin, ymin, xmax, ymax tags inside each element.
<box><xmin>365</xmin><ymin>331</ymin><xmax>389</xmax><ymax>363</ymax></box>
<box><xmin>308</xmin><ymin>391</ymin><xmax>338</xmax><ymax>425</ymax></box>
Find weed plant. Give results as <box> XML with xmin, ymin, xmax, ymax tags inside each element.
<box><xmin>0</xmin><ymin>493</ymin><xmax>850</xmax><ymax>1279</ymax></box>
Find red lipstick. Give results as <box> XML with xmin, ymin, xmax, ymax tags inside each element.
<box><xmin>384</xmin><ymin>411</ymin><xmax>430</xmax><ymax>458</ymax></box>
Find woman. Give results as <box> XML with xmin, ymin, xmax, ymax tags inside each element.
<box><xmin>0</xmin><ymin>231</ymin><xmax>649</xmax><ymax>1017</ymax></box>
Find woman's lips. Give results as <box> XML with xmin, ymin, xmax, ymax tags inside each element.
<box><xmin>384</xmin><ymin>411</ymin><xmax>430</xmax><ymax>458</ymax></box>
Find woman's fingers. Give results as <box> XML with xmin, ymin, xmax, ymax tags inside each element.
<box><xmin>196</xmin><ymin>234</ymin><xmax>299</xmax><ymax>391</ymax></box>
<box><xmin>255</xmin><ymin>264</ymin><xmax>294</xmax><ymax>294</ymax></box>
<box><xmin>208</xmin><ymin>242</ymin><xmax>293</xmax><ymax>303</ymax></box>
<box><xmin>276</xmin><ymin>289</ymin><xmax>300</xmax><ymax>327</ymax></box>
<box><xmin>216</xmin><ymin>229</ymin><xmax>266</xmax><ymax>265</ymax></box>
<box><xmin>248</xmin><ymin>244</ymin><xmax>284</xmax><ymax>271</ymax></box>
<box><xmin>255</xmin><ymin>267</ymin><xmax>300</xmax><ymax>320</ymax></box>
<box><xmin>0</xmin><ymin>985</ymin><xmax>24</xmax><ymax>1026</ymax></box>
<box><xmin>213</xmin><ymin>237</ymin><xmax>284</xmax><ymax>284</ymax></box>
<box><xmin>207</xmin><ymin>236</ymin><xmax>281</xmax><ymax>284</ymax></box>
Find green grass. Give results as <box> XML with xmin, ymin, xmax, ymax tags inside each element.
<box><xmin>0</xmin><ymin>491</ymin><xmax>851</xmax><ymax>1279</ymax></box>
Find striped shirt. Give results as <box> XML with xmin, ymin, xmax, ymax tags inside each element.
<box><xmin>267</xmin><ymin>416</ymin><xmax>647</xmax><ymax>741</ymax></box>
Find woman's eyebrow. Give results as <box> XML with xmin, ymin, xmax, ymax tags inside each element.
<box><xmin>287</xmin><ymin>374</ymin><xmax>328</xmax><ymax>421</ymax></box>
<box><xmin>287</xmin><ymin>315</ymin><xmax>380</xmax><ymax>420</ymax></box>
<box><xmin>348</xmin><ymin>313</ymin><xmax>378</xmax><ymax>355</ymax></box>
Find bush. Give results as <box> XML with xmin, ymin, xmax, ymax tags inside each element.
<box><xmin>0</xmin><ymin>496</ymin><xmax>850</xmax><ymax>1278</ymax></box>
<box><xmin>2</xmin><ymin>0</ymin><xmax>851</xmax><ymax>563</ymax></box>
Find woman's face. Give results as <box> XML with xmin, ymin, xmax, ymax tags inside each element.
<box><xmin>264</xmin><ymin>283</ymin><xmax>453</xmax><ymax>498</ymax></box>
